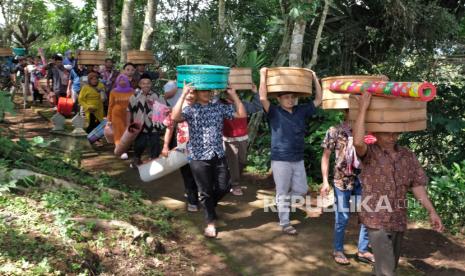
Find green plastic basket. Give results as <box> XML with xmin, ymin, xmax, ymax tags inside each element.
<box><xmin>177</xmin><ymin>65</ymin><xmax>230</xmax><ymax>90</ymax></box>
<box><xmin>13</xmin><ymin>48</ymin><xmax>26</xmax><ymax>56</ymax></box>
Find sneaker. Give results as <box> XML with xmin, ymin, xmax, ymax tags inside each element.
<box><xmin>187</xmin><ymin>204</ymin><xmax>199</xmax><ymax>212</ymax></box>
<box><xmin>120</xmin><ymin>153</ymin><xmax>129</xmax><ymax>160</ymax></box>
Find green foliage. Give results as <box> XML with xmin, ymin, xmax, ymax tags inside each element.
<box><xmin>0</xmin><ymin>90</ymin><xmax>15</xmax><ymax>122</ymax></box>
<box><xmin>409</xmin><ymin>161</ymin><xmax>465</xmax><ymax>234</ymax></box>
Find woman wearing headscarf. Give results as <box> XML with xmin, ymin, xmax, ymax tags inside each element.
<box><xmin>78</xmin><ymin>72</ymin><xmax>105</xmax><ymax>133</ymax></box>
<box><xmin>108</xmin><ymin>74</ymin><xmax>135</xmax><ymax>159</ymax></box>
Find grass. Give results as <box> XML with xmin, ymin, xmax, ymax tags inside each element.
<box><xmin>0</xmin><ymin>135</ymin><xmax>185</xmax><ymax>275</ymax></box>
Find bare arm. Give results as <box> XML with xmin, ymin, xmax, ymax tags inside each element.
<box><xmin>172</xmin><ymin>83</ymin><xmax>193</xmax><ymax>122</ymax></box>
<box><xmin>320</xmin><ymin>148</ymin><xmax>332</xmax><ymax>196</ymax></box>
<box><xmin>259</xmin><ymin>68</ymin><xmax>270</xmax><ymax>113</ymax></box>
<box><xmin>161</xmin><ymin>126</ymin><xmax>174</xmax><ymax>157</ymax></box>
<box><xmin>353</xmin><ymin>92</ymin><xmax>371</xmax><ymax>157</ymax></box>
<box><xmin>227</xmin><ymin>87</ymin><xmax>247</xmax><ymax>118</ymax></box>
<box><xmin>312</xmin><ymin>71</ymin><xmax>322</xmax><ymax>107</ymax></box>
<box><xmin>38</xmin><ymin>48</ymin><xmax>46</xmax><ymax>66</ymax></box>
<box><xmin>412</xmin><ymin>186</ymin><xmax>444</xmax><ymax>232</ymax></box>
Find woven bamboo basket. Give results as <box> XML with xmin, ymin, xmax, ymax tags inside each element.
<box><xmin>177</xmin><ymin>65</ymin><xmax>230</xmax><ymax>90</ymax></box>
<box><xmin>0</xmin><ymin>48</ymin><xmax>12</xmax><ymax>57</ymax></box>
<box><xmin>349</xmin><ymin>95</ymin><xmax>427</xmax><ymax>132</ymax></box>
<box><xmin>322</xmin><ymin>75</ymin><xmax>389</xmax><ymax>109</ymax></box>
<box><xmin>229</xmin><ymin>67</ymin><xmax>253</xmax><ymax>90</ymax></box>
<box><xmin>127</xmin><ymin>50</ymin><xmax>156</xmax><ymax>64</ymax></box>
<box><xmin>77</xmin><ymin>50</ymin><xmax>107</xmax><ymax>65</ymax></box>
<box><xmin>266</xmin><ymin>67</ymin><xmax>313</xmax><ymax>97</ymax></box>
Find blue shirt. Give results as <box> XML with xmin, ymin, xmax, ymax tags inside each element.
<box><xmin>267</xmin><ymin>102</ymin><xmax>316</xmax><ymax>161</ymax></box>
<box><xmin>182</xmin><ymin>102</ymin><xmax>234</xmax><ymax>160</ymax></box>
<box><xmin>70</xmin><ymin>69</ymin><xmax>81</xmax><ymax>93</ymax></box>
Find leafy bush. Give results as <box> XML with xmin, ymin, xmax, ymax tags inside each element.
<box><xmin>408</xmin><ymin>161</ymin><xmax>465</xmax><ymax>234</ymax></box>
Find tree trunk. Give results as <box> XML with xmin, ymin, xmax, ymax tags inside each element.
<box><xmin>272</xmin><ymin>0</ymin><xmax>292</xmax><ymax>66</ymax></box>
<box><xmin>307</xmin><ymin>0</ymin><xmax>330</xmax><ymax>69</ymax></box>
<box><xmin>120</xmin><ymin>0</ymin><xmax>135</xmax><ymax>63</ymax></box>
<box><xmin>140</xmin><ymin>0</ymin><xmax>158</xmax><ymax>51</ymax></box>
<box><xmin>218</xmin><ymin>0</ymin><xmax>226</xmax><ymax>32</ymax></box>
<box><xmin>108</xmin><ymin>0</ymin><xmax>116</xmax><ymax>40</ymax></box>
<box><xmin>289</xmin><ymin>19</ymin><xmax>307</xmax><ymax>67</ymax></box>
<box><xmin>96</xmin><ymin>0</ymin><xmax>109</xmax><ymax>51</ymax></box>
<box><xmin>272</xmin><ymin>17</ymin><xmax>293</xmax><ymax>66</ymax></box>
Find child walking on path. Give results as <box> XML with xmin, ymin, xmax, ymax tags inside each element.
<box><xmin>222</xmin><ymin>84</ymin><xmax>262</xmax><ymax>196</ymax></box>
<box><xmin>320</xmin><ymin>111</ymin><xmax>374</xmax><ymax>265</ymax></box>
<box><xmin>162</xmin><ymin>89</ymin><xmax>199</xmax><ymax>212</ymax></box>
<box><xmin>127</xmin><ymin>74</ymin><xmax>166</xmax><ymax>167</ymax></box>
<box><xmin>172</xmin><ymin>83</ymin><xmax>246</xmax><ymax>238</ymax></box>
<box><xmin>259</xmin><ymin>67</ymin><xmax>322</xmax><ymax>235</ymax></box>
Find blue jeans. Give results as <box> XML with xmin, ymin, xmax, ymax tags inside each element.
<box><xmin>333</xmin><ymin>178</ymin><xmax>370</xmax><ymax>253</ymax></box>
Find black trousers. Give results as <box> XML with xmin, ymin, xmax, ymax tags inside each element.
<box><xmin>134</xmin><ymin>132</ymin><xmax>161</xmax><ymax>160</ymax></box>
<box><xmin>189</xmin><ymin>155</ymin><xmax>231</xmax><ymax>223</ymax></box>
<box><xmin>32</xmin><ymin>88</ymin><xmax>43</xmax><ymax>103</ymax></box>
<box><xmin>168</xmin><ymin>130</ymin><xmax>198</xmax><ymax>206</ymax></box>
<box><xmin>180</xmin><ymin>164</ymin><xmax>199</xmax><ymax>206</ymax></box>
<box><xmin>85</xmin><ymin>113</ymin><xmax>100</xmax><ymax>134</ymax></box>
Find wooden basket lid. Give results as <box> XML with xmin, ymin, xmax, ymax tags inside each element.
<box><xmin>350</xmin><ymin>120</ymin><xmax>427</xmax><ymax>132</ymax></box>
<box><xmin>322</xmin><ymin>99</ymin><xmax>349</xmax><ymax>109</ymax></box>
<box><xmin>349</xmin><ymin>95</ymin><xmax>426</xmax><ymax>110</ymax></box>
<box><xmin>348</xmin><ymin>108</ymin><xmax>427</xmax><ymax>123</ymax></box>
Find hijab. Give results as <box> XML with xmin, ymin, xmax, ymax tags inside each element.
<box><xmin>113</xmin><ymin>74</ymin><xmax>133</xmax><ymax>93</ymax></box>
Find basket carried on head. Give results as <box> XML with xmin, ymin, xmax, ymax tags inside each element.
<box><xmin>229</xmin><ymin>67</ymin><xmax>253</xmax><ymax>90</ymax></box>
<box><xmin>127</xmin><ymin>50</ymin><xmax>156</xmax><ymax>64</ymax></box>
<box><xmin>349</xmin><ymin>95</ymin><xmax>427</xmax><ymax>132</ymax></box>
<box><xmin>77</xmin><ymin>50</ymin><xmax>107</xmax><ymax>65</ymax></box>
<box><xmin>0</xmin><ymin>48</ymin><xmax>13</xmax><ymax>57</ymax></box>
<box><xmin>13</xmin><ymin>48</ymin><xmax>26</xmax><ymax>56</ymax></box>
<box><xmin>321</xmin><ymin>75</ymin><xmax>389</xmax><ymax>109</ymax></box>
<box><xmin>176</xmin><ymin>65</ymin><xmax>230</xmax><ymax>90</ymax></box>
<box><xmin>265</xmin><ymin>67</ymin><xmax>313</xmax><ymax>97</ymax></box>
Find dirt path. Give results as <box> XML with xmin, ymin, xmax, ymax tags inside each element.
<box><xmin>5</xmin><ymin>108</ymin><xmax>465</xmax><ymax>276</ymax></box>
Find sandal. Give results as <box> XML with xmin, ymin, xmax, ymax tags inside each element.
<box><xmin>282</xmin><ymin>225</ymin><xmax>298</xmax><ymax>235</ymax></box>
<box><xmin>333</xmin><ymin>251</ymin><xmax>350</xmax><ymax>265</ymax></box>
<box><xmin>231</xmin><ymin>186</ymin><xmax>243</xmax><ymax>196</ymax></box>
<box><xmin>356</xmin><ymin>252</ymin><xmax>375</xmax><ymax>264</ymax></box>
<box><xmin>204</xmin><ymin>225</ymin><xmax>217</xmax><ymax>238</ymax></box>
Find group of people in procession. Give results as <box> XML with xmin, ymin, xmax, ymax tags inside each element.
<box><xmin>0</xmin><ymin>50</ymin><xmax>446</xmax><ymax>276</ymax></box>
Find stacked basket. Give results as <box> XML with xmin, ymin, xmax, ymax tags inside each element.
<box><xmin>77</xmin><ymin>50</ymin><xmax>107</xmax><ymax>65</ymax></box>
<box><xmin>127</xmin><ymin>50</ymin><xmax>156</xmax><ymax>64</ymax></box>
<box><xmin>0</xmin><ymin>48</ymin><xmax>12</xmax><ymax>57</ymax></box>
<box><xmin>348</xmin><ymin>95</ymin><xmax>427</xmax><ymax>132</ymax></box>
<box><xmin>229</xmin><ymin>68</ymin><xmax>253</xmax><ymax>90</ymax></box>
<box><xmin>265</xmin><ymin>67</ymin><xmax>313</xmax><ymax>97</ymax></box>
<box><xmin>321</xmin><ymin>75</ymin><xmax>388</xmax><ymax>109</ymax></box>
<box><xmin>176</xmin><ymin>65</ymin><xmax>230</xmax><ymax>90</ymax></box>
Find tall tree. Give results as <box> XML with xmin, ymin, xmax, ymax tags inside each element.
<box><xmin>97</xmin><ymin>0</ymin><xmax>109</xmax><ymax>51</ymax></box>
<box><xmin>307</xmin><ymin>0</ymin><xmax>329</xmax><ymax>69</ymax></box>
<box><xmin>140</xmin><ymin>0</ymin><xmax>158</xmax><ymax>50</ymax></box>
<box><xmin>272</xmin><ymin>0</ymin><xmax>293</xmax><ymax>66</ymax></box>
<box><xmin>120</xmin><ymin>0</ymin><xmax>135</xmax><ymax>62</ymax></box>
<box><xmin>288</xmin><ymin>19</ymin><xmax>306</xmax><ymax>67</ymax></box>
<box><xmin>218</xmin><ymin>0</ymin><xmax>226</xmax><ymax>32</ymax></box>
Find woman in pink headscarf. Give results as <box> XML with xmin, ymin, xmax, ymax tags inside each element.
<box><xmin>107</xmin><ymin>74</ymin><xmax>135</xmax><ymax>159</ymax></box>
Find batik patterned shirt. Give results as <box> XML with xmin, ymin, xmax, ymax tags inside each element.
<box><xmin>321</xmin><ymin>123</ymin><xmax>358</xmax><ymax>191</ymax></box>
<box><xmin>182</xmin><ymin>102</ymin><xmax>234</xmax><ymax>160</ymax></box>
<box><xmin>359</xmin><ymin>144</ymin><xmax>427</xmax><ymax>232</ymax></box>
